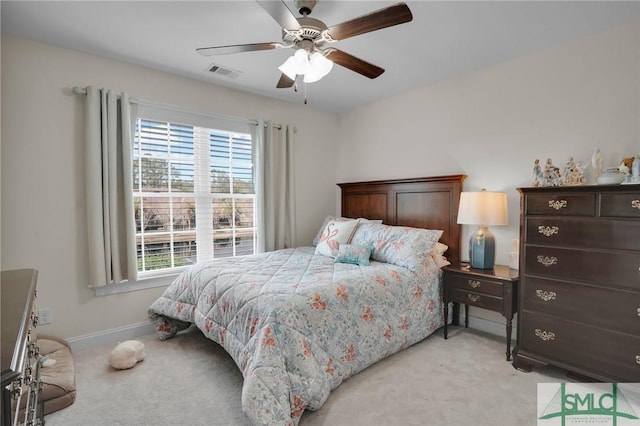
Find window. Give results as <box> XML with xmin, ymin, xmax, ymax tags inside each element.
<box><xmin>133</xmin><ymin>115</ymin><xmax>255</xmax><ymax>277</ymax></box>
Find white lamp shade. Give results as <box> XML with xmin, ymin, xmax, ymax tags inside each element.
<box><xmin>292</xmin><ymin>48</ymin><xmax>310</xmax><ymax>74</ymax></box>
<box><xmin>303</xmin><ymin>68</ymin><xmax>323</xmax><ymax>83</ymax></box>
<box><xmin>310</xmin><ymin>52</ymin><xmax>333</xmax><ymax>75</ymax></box>
<box><xmin>278</xmin><ymin>56</ymin><xmax>298</xmax><ymax>80</ymax></box>
<box><xmin>457</xmin><ymin>191</ymin><xmax>508</xmax><ymax>226</ymax></box>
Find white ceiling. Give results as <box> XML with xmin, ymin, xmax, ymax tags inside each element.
<box><xmin>2</xmin><ymin>1</ymin><xmax>639</xmax><ymax>113</ymax></box>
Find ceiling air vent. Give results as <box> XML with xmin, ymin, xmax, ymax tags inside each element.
<box><xmin>207</xmin><ymin>64</ymin><xmax>242</xmax><ymax>79</ymax></box>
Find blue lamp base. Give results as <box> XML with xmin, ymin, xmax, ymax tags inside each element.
<box><xmin>469</xmin><ymin>225</ymin><xmax>496</xmax><ymax>269</ymax></box>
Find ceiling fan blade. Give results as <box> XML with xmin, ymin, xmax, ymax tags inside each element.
<box><xmin>196</xmin><ymin>42</ymin><xmax>288</xmax><ymax>56</ymax></box>
<box><xmin>325</xmin><ymin>49</ymin><xmax>385</xmax><ymax>79</ymax></box>
<box><xmin>326</xmin><ymin>2</ymin><xmax>413</xmax><ymax>41</ymax></box>
<box><xmin>257</xmin><ymin>0</ymin><xmax>301</xmax><ymax>31</ymax></box>
<box><xmin>276</xmin><ymin>73</ymin><xmax>295</xmax><ymax>88</ymax></box>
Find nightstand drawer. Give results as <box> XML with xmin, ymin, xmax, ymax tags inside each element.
<box><xmin>524</xmin><ymin>245</ymin><xmax>640</xmax><ymax>291</ymax></box>
<box><xmin>522</xmin><ymin>277</ymin><xmax>640</xmax><ymax>336</ymax></box>
<box><xmin>526</xmin><ymin>194</ymin><xmax>595</xmax><ymax>216</ymax></box>
<box><xmin>451</xmin><ymin>289</ymin><xmax>503</xmax><ymax>311</ymax></box>
<box><xmin>446</xmin><ymin>273</ymin><xmax>504</xmax><ymax>297</ymax></box>
<box><xmin>520</xmin><ymin>311</ymin><xmax>640</xmax><ymax>382</ymax></box>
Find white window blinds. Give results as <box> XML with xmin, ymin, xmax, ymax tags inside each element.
<box><xmin>132</xmin><ymin>104</ymin><xmax>256</xmax><ymax>276</ymax></box>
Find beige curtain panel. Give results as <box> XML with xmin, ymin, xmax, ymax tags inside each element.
<box><xmin>84</xmin><ymin>87</ymin><xmax>138</xmax><ymax>287</ymax></box>
<box><xmin>252</xmin><ymin>121</ymin><xmax>296</xmax><ymax>253</ymax></box>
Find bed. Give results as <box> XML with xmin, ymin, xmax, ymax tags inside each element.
<box><xmin>148</xmin><ymin>175</ymin><xmax>464</xmax><ymax>426</ymax></box>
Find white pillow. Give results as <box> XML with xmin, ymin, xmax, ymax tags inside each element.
<box><xmin>434</xmin><ymin>242</ymin><xmax>448</xmax><ymax>255</ymax></box>
<box><xmin>350</xmin><ymin>223</ymin><xmax>443</xmax><ymax>273</ymax></box>
<box><xmin>314</xmin><ymin>218</ymin><xmax>361</xmax><ymax>258</ymax></box>
<box><xmin>312</xmin><ymin>216</ymin><xmax>382</xmax><ymax>246</ymax></box>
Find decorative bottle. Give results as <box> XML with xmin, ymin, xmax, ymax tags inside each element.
<box><xmin>632</xmin><ymin>155</ymin><xmax>640</xmax><ymax>184</ymax></box>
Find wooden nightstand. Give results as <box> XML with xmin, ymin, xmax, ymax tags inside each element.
<box><xmin>442</xmin><ymin>264</ymin><xmax>519</xmax><ymax>360</ymax></box>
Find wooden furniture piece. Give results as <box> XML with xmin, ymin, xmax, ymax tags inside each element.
<box><xmin>338</xmin><ymin>174</ymin><xmax>466</xmax><ymax>266</ymax></box>
<box><xmin>1</xmin><ymin>269</ymin><xmax>43</xmax><ymax>426</ymax></box>
<box><xmin>442</xmin><ymin>264</ymin><xmax>519</xmax><ymax>360</ymax></box>
<box><xmin>512</xmin><ymin>184</ymin><xmax>640</xmax><ymax>382</ymax></box>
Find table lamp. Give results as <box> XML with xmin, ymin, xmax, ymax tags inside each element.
<box><xmin>457</xmin><ymin>189</ymin><xmax>508</xmax><ymax>269</ymax></box>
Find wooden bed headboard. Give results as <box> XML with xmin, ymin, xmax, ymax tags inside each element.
<box><xmin>338</xmin><ymin>175</ymin><xmax>466</xmax><ymax>266</ymax></box>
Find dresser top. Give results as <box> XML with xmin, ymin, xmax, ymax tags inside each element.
<box><xmin>517</xmin><ymin>184</ymin><xmax>640</xmax><ymax>194</ymax></box>
<box><xmin>1</xmin><ymin>269</ymin><xmax>38</xmax><ymax>384</ymax></box>
<box><xmin>443</xmin><ymin>263</ymin><xmax>519</xmax><ymax>281</ymax></box>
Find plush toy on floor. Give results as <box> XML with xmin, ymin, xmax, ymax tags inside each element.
<box><xmin>109</xmin><ymin>340</ymin><xmax>145</xmax><ymax>370</ymax></box>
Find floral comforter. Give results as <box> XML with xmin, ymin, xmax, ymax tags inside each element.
<box><xmin>148</xmin><ymin>246</ymin><xmax>443</xmax><ymax>426</ymax></box>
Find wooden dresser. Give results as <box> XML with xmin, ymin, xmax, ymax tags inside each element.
<box><xmin>513</xmin><ymin>184</ymin><xmax>640</xmax><ymax>382</ymax></box>
<box><xmin>1</xmin><ymin>269</ymin><xmax>42</xmax><ymax>426</ymax></box>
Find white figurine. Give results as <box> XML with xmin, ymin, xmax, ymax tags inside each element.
<box><xmin>541</xmin><ymin>158</ymin><xmax>561</xmax><ymax>187</ymax></box>
<box><xmin>532</xmin><ymin>159</ymin><xmax>543</xmax><ymax>187</ymax></box>
<box><xmin>591</xmin><ymin>148</ymin><xmax>603</xmax><ymax>184</ymax></box>
<box><xmin>562</xmin><ymin>156</ymin><xmax>587</xmax><ymax>186</ymax></box>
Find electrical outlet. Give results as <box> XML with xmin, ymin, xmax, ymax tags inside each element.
<box><xmin>38</xmin><ymin>308</ymin><xmax>53</xmax><ymax>325</ymax></box>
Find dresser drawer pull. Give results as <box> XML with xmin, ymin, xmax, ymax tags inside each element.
<box><xmin>636</xmin><ymin>355</ymin><xmax>640</xmax><ymax>364</ymax></box>
<box><xmin>468</xmin><ymin>280</ymin><xmax>481</xmax><ymax>288</ymax></box>
<box><xmin>548</xmin><ymin>200</ymin><xmax>567</xmax><ymax>210</ymax></box>
<box><xmin>632</xmin><ymin>200</ymin><xmax>640</xmax><ymax>210</ymax></box>
<box><xmin>535</xmin><ymin>290</ymin><xmax>556</xmax><ymax>302</ymax></box>
<box><xmin>538</xmin><ymin>226</ymin><xmax>559</xmax><ymax>237</ymax></box>
<box><xmin>637</xmin><ymin>307</ymin><xmax>640</xmax><ymax>316</ymax></box>
<box><xmin>535</xmin><ymin>329</ymin><xmax>555</xmax><ymax>341</ymax></box>
<box><xmin>537</xmin><ymin>255</ymin><xmax>558</xmax><ymax>267</ymax></box>
<box><xmin>467</xmin><ymin>294</ymin><xmax>480</xmax><ymax>303</ymax></box>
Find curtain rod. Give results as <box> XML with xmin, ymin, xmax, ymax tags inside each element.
<box><xmin>72</xmin><ymin>87</ymin><xmax>285</xmax><ymax>130</ymax></box>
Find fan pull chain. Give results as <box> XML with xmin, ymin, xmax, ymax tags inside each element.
<box><xmin>304</xmin><ymin>82</ymin><xmax>308</xmax><ymax>105</ymax></box>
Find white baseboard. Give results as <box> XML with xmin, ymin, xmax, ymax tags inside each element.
<box><xmin>66</xmin><ymin>314</ymin><xmax>514</xmax><ymax>353</ymax></box>
<box><xmin>65</xmin><ymin>321</ymin><xmax>156</xmax><ymax>352</ymax></box>
<box><xmin>466</xmin><ymin>316</ymin><xmax>517</xmax><ymax>342</ymax></box>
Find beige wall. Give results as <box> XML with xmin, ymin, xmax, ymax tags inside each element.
<box><xmin>1</xmin><ymin>35</ymin><xmax>339</xmax><ymax>338</ymax></box>
<box><xmin>2</xmin><ymin>21</ymin><xmax>639</xmax><ymax>340</ymax></box>
<box><xmin>337</xmin><ymin>22</ymin><xmax>640</xmax><ymax>267</ymax></box>
<box><xmin>335</xmin><ymin>22</ymin><xmax>639</xmax><ymax>326</ymax></box>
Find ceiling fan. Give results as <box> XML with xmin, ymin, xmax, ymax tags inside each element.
<box><xmin>196</xmin><ymin>0</ymin><xmax>413</xmax><ymax>89</ymax></box>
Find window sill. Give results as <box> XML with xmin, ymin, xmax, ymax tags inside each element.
<box><xmin>94</xmin><ymin>273</ymin><xmax>179</xmax><ymax>297</ymax></box>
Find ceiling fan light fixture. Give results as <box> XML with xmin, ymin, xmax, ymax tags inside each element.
<box><xmin>278</xmin><ymin>56</ymin><xmax>298</xmax><ymax>80</ymax></box>
<box><xmin>302</xmin><ymin>68</ymin><xmax>322</xmax><ymax>83</ymax></box>
<box><xmin>309</xmin><ymin>51</ymin><xmax>333</xmax><ymax>76</ymax></box>
<box><xmin>292</xmin><ymin>48</ymin><xmax>310</xmax><ymax>74</ymax></box>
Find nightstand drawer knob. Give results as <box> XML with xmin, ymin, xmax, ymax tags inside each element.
<box><xmin>632</xmin><ymin>200</ymin><xmax>640</xmax><ymax>210</ymax></box>
<box><xmin>467</xmin><ymin>294</ymin><xmax>480</xmax><ymax>303</ymax></box>
<box><xmin>538</xmin><ymin>226</ymin><xmax>559</xmax><ymax>237</ymax></box>
<box><xmin>537</xmin><ymin>255</ymin><xmax>558</xmax><ymax>267</ymax></box>
<box><xmin>536</xmin><ymin>290</ymin><xmax>556</xmax><ymax>302</ymax></box>
<box><xmin>636</xmin><ymin>355</ymin><xmax>640</xmax><ymax>365</ymax></box>
<box><xmin>637</xmin><ymin>307</ymin><xmax>640</xmax><ymax>317</ymax></box>
<box><xmin>468</xmin><ymin>280</ymin><xmax>481</xmax><ymax>288</ymax></box>
<box><xmin>548</xmin><ymin>200</ymin><xmax>567</xmax><ymax>210</ymax></box>
<box><xmin>535</xmin><ymin>328</ymin><xmax>555</xmax><ymax>342</ymax></box>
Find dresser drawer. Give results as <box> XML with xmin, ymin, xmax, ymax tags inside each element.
<box><xmin>445</xmin><ymin>273</ymin><xmax>504</xmax><ymax>297</ymax></box>
<box><xmin>521</xmin><ymin>276</ymin><xmax>640</xmax><ymax>336</ymax></box>
<box><xmin>526</xmin><ymin>194</ymin><xmax>595</xmax><ymax>216</ymax></box>
<box><xmin>525</xmin><ymin>217</ymin><xmax>640</xmax><ymax>251</ymax></box>
<box><xmin>520</xmin><ymin>311</ymin><xmax>640</xmax><ymax>382</ymax></box>
<box><xmin>600</xmin><ymin>192</ymin><xmax>640</xmax><ymax>218</ymax></box>
<box><xmin>451</xmin><ymin>289</ymin><xmax>503</xmax><ymax>311</ymax></box>
<box><xmin>524</xmin><ymin>245</ymin><xmax>640</xmax><ymax>291</ymax></box>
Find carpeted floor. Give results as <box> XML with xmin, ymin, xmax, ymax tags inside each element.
<box><xmin>44</xmin><ymin>325</ymin><xmax>571</xmax><ymax>426</ymax></box>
